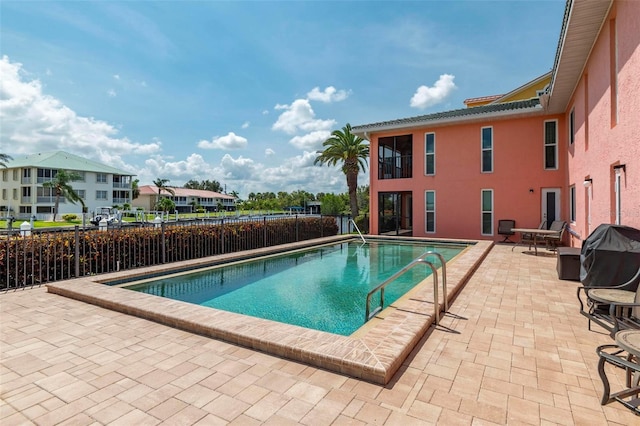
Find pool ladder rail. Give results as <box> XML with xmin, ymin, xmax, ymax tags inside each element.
<box><xmin>365</xmin><ymin>251</ymin><xmax>448</xmax><ymax>325</ymax></box>
<box><xmin>350</xmin><ymin>218</ymin><xmax>366</xmax><ymax>243</ymax></box>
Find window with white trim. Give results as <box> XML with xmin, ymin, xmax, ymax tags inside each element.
<box><xmin>96</xmin><ymin>173</ymin><xmax>108</xmax><ymax>183</ymax></box>
<box><xmin>481</xmin><ymin>127</ymin><xmax>493</xmax><ymax>173</ymax></box>
<box><xmin>425</xmin><ymin>190</ymin><xmax>435</xmax><ymax>233</ymax></box>
<box><xmin>544</xmin><ymin>120</ymin><xmax>558</xmax><ymax>170</ymax></box>
<box><xmin>569</xmin><ymin>185</ymin><xmax>576</xmax><ymax>222</ymax></box>
<box><xmin>96</xmin><ymin>190</ymin><xmax>108</xmax><ymax>200</ymax></box>
<box><xmin>425</xmin><ymin>133</ymin><xmax>435</xmax><ymax>176</ymax></box>
<box><xmin>569</xmin><ymin>109</ymin><xmax>575</xmax><ymax>145</ymax></box>
<box><xmin>481</xmin><ymin>189</ymin><xmax>493</xmax><ymax>235</ymax></box>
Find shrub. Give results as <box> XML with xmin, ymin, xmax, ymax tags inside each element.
<box><xmin>62</xmin><ymin>214</ymin><xmax>77</xmax><ymax>223</ymax></box>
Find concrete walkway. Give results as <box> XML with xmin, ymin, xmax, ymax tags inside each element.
<box><xmin>1</xmin><ymin>244</ymin><xmax>636</xmax><ymax>425</ymax></box>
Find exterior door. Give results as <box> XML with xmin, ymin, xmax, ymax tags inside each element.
<box><xmin>541</xmin><ymin>188</ymin><xmax>561</xmax><ymax>229</ymax></box>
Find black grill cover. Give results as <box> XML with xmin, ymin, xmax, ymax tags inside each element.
<box><xmin>580</xmin><ymin>224</ymin><xmax>640</xmax><ymax>289</ymax></box>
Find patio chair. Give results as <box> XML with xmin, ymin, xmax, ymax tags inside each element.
<box><xmin>577</xmin><ymin>267</ymin><xmax>640</xmax><ymax>337</ymax></box>
<box><xmin>596</xmin><ymin>329</ymin><xmax>640</xmax><ymax>415</ymax></box>
<box><xmin>498</xmin><ymin>219</ymin><xmax>516</xmax><ymax>243</ymax></box>
<box><xmin>520</xmin><ymin>220</ymin><xmax>547</xmax><ymax>249</ymax></box>
<box><xmin>543</xmin><ymin>220</ymin><xmax>567</xmax><ymax>250</ymax></box>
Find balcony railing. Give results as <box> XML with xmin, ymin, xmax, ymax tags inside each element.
<box><xmin>378</xmin><ymin>155</ymin><xmax>412</xmax><ymax>179</ymax></box>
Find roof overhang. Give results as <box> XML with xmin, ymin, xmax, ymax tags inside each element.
<box><xmin>546</xmin><ymin>0</ymin><xmax>613</xmax><ymax>113</ymax></box>
<box><xmin>353</xmin><ymin>104</ymin><xmax>544</xmax><ymax>138</ymax></box>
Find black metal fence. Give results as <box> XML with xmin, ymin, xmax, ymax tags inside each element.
<box><xmin>1</xmin><ymin>215</ymin><xmax>347</xmax><ymax>291</ymax></box>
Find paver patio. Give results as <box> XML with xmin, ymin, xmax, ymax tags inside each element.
<box><xmin>1</xmin><ymin>244</ymin><xmax>637</xmax><ymax>425</ymax></box>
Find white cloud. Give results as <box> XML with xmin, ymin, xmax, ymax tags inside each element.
<box><xmin>307</xmin><ymin>86</ymin><xmax>350</xmax><ymax>103</ymax></box>
<box><xmin>265</xmin><ymin>148</ymin><xmax>275</xmax><ymax>156</ymax></box>
<box><xmin>272</xmin><ymin>99</ymin><xmax>335</xmax><ymax>135</ymax></box>
<box><xmin>113</xmin><ymin>74</ymin><xmax>120</xmax><ymax>80</ymax></box>
<box><xmin>197</xmin><ymin>132</ymin><xmax>248</xmax><ymax>150</ymax></box>
<box><xmin>219</xmin><ymin>154</ymin><xmax>256</xmax><ymax>179</ymax></box>
<box><xmin>140</xmin><ymin>153</ymin><xmax>211</xmax><ymax>180</ymax></box>
<box><xmin>0</xmin><ymin>56</ymin><xmax>161</xmax><ymax>160</ymax></box>
<box><xmin>107</xmin><ymin>89</ymin><xmax>117</xmax><ymax>97</ymax></box>
<box><xmin>289</xmin><ymin>130</ymin><xmax>330</xmax><ymax>151</ymax></box>
<box><xmin>241</xmin><ymin>121</ymin><xmax>250</xmax><ymax>129</ymax></box>
<box><xmin>410</xmin><ymin>74</ymin><xmax>456</xmax><ymax>109</ymax></box>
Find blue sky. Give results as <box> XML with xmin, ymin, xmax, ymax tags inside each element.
<box><xmin>0</xmin><ymin>0</ymin><xmax>566</xmax><ymax>198</ymax></box>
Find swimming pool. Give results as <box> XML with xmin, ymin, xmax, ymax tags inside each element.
<box><xmin>47</xmin><ymin>235</ymin><xmax>492</xmax><ymax>383</ymax></box>
<box><xmin>125</xmin><ymin>240</ymin><xmax>467</xmax><ymax>335</ymax></box>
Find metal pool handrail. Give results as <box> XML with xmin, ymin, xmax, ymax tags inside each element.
<box><xmin>350</xmin><ymin>218</ymin><xmax>366</xmax><ymax>243</ymax></box>
<box><xmin>365</xmin><ymin>252</ymin><xmax>448</xmax><ymax>325</ymax></box>
<box><xmin>423</xmin><ymin>251</ymin><xmax>448</xmax><ymax>312</ymax></box>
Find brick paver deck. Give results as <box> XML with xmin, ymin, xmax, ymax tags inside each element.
<box><xmin>1</xmin><ymin>244</ymin><xmax>636</xmax><ymax>425</ymax></box>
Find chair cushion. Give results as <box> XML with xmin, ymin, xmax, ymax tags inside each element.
<box><xmin>589</xmin><ymin>288</ymin><xmax>636</xmax><ymax>304</ymax></box>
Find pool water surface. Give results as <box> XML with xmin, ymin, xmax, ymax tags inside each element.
<box><xmin>126</xmin><ymin>241</ymin><xmax>466</xmax><ymax>335</ymax></box>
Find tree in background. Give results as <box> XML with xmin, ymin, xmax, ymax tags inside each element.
<box><xmin>42</xmin><ymin>169</ymin><xmax>85</xmax><ymax>221</ymax></box>
<box><xmin>319</xmin><ymin>193</ymin><xmax>347</xmax><ymax>215</ymax></box>
<box><xmin>357</xmin><ymin>185</ymin><xmax>369</xmax><ymax>215</ymax></box>
<box><xmin>131</xmin><ymin>179</ymin><xmax>140</xmax><ymax>200</ymax></box>
<box><xmin>184</xmin><ymin>179</ymin><xmax>223</xmax><ymax>192</ymax></box>
<box><xmin>156</xmin><ymin>197</ymin><xmax>176</xmax><ymax>212</ymax></box>
<box><xmin>0</xmin><ymin>153</ymin><xmax>12</xmax><ymax>168</ymax></box>
<box><xmin>153</xmin><ymin>178</ymin><xmax>175</xmax><ymax>209</ymax></box>
<box><xmin>314</xmin><ymin>123</ymin><xmax>369</xmax><ymax>217</ymax></box>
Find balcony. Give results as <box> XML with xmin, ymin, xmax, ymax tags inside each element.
<box><xmin>378</xmin><ymin>155</ymin><xmax>413</xmax><ymax>179</ymax></box>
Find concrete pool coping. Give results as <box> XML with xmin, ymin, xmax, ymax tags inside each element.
<box><xmin>46</xmin><ymin>235</ymin><xmax>493</xmax><ymax>385</ymax></box>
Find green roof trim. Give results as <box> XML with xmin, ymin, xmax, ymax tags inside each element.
<box><xmin>5</xmin><ymin>151</ymin><xmax>135</xmax><ymax>176</ymax></box>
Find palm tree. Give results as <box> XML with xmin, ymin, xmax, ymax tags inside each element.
<box><xmin>131</xmin><ymin>179</ymin><xmax>140</xmax><ymax>200</ymax></box>
<box><xmin>0</xmin><ymin>153</ymin><xmax>12</xmax><ymax>168</ymax></box>
<box><xmin>153</xmin><ymin>178</ymin><xmax>175</xmax><ymax>209</ymax></box>
<box><xmin>314</xmin><ymin>123</ymin><xmax>369</xmax><ymax>217</ymax></box>
<box><xmin>42</xmin><ymin>169</ymin><xmax>85</xmax><ymax>221</ymax></box>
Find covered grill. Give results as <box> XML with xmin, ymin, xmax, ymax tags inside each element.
<box><xmin>580</xmin><ymin>224</ymin><xmax>640</xmax><ymax>289</ymax></box>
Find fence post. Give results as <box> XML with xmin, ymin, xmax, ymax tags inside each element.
<box><xmin>320</xmin><ymin>214</ymin><xmax>323</xmax><ymax>237</ymax></box>
<box><xmin>263</xmin><ymin>217</ymin><xmax>267</xmax><ymax>247</ymax></box>
<box><xmin>295</xmin><ymin>215</ymin><xmax>299</xmax><ymax>242</ymax></box>
<box><xmin>74</xmin><ymin>226</ymin><xmax>80</xmax><ymax>278</ymax></box>
<box><xmin>221</xmin><ymin>218</ymin><xmax>225</xmax><ymax>254</ymax></box>
<box><xmin>161</xmin><ymin>222</ymin><xmax>166</xmax><ymax>264</ymax></box>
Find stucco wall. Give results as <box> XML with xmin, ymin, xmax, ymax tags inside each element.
<box><xmin>567</xmin><ymin>0</ymin><xmax>640</xmax><ymax>244</ymax></box>
<box><xmin>370</xmin><ymin>113</ymin><xmax>566</xmax><ymax>240</ymax></box>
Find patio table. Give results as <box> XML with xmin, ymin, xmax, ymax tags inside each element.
<box><xmin>511</xmin><ymin>227</ymin><xmax>561</xmax><ymax>256</ymax></box>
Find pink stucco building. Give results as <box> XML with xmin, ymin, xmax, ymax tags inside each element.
<box><xmin>353</xmin><ymin>0</ymin><xmax>639</xmax><ymax>246</ymax></box>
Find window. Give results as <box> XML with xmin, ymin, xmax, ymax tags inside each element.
<box><xmin>2</xmin><ymin>188</ymin><xmax>6</xmax><ymax>200</ymax></box>
<box><xmin>481</xmin><ymin>189</ymin><xmax>493</xmax><ymax>235</ymax></box>
<box><xmin>569</xmin><ymin>109</ymin><xmax>575</xmax><ymax>145</ymax></box>
<box><xmin>13</xmin><ymin>188</ymin><xmax>18</xmax><ymax>200</ymax></box>
<box><xmin>75</xmin><ymin>171</ymin><xmax>85</xmax><ymax>182</ymax></box>
<box><xmin>76</xmin><ymin>190</ymin><xmax>86</xmax><ymax>200</ymax></box>
<box><xmin>544</xmin><ymin>120</ymin><xmax>558</xmax><ymax>170</ymax></box>
<box><xmin>96</xmin><ymin>173</ymin><xmax>108</xmax><ymax>183</ymax></box>
<box><xmin>22</xmin><ymin>168</ymin><xmax>31</xmax><ymax>184</ymax></box>
<box><xmin>37</xmin><ymin>168</ymin><xmax>57</xmax><ymax>183</ymax></box>
<box><xmin>425</xmin><ymin>190</ymin><xmax>435</xmax><ymax>233</ymax></box>
<box><xmin>96</xmin><ymin>190</ymin><xmax>108</xmax><ymax>200</ymax></box>
<box><xmin>12</xmin><ymin>169</ymin><xmax>18</xmax><ymax>180</ymax></box>
<box><xmin>614</xmin><ymin>167</ymin><xmax>623</xmax><ymax>225</ymax></box>
<box><xmin>424</xmin><ymin>133</ymin><xmax>435</xmax><ymax>176</ymax></box>
<box><xmin>569</xmin><ymin>185</ymin><xmax>576</xmax><ymax>222</ymax></box>
<box><xmin>2</xmin><ymin>170</ymin><xmax>7</xmax><ymax>181</ymax></box>
<box><xmin>481</xmin><ymin>127</ymin><xmax>493</xmax><ymax>173</ymax></box>
<box><xmin>378</xmin><ymin>135</ymin><xmax>412</xmax><ymax>179</ymax></box>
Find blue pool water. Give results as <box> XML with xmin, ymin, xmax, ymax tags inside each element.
<box><xmin>126</xmin><ymin>240</ymin><xmax>467</xmax><ymax>335</ymax></box>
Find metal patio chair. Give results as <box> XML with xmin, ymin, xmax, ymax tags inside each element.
<box><xmin>498</xmin><ymin>219</ymin><xmax>516</xmax><ymax>243</ymax></box>
<box><xmin>578</xmin><ymin>267</ymin><xmax>640</xmax><ymax>337</ymax></box>
<box><xmin>597</xmin><ymin>329</ymin><xmax>640</xmax><ymax>415</ymax></box>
